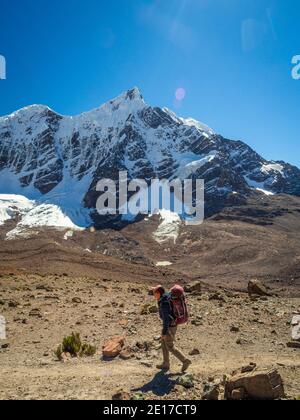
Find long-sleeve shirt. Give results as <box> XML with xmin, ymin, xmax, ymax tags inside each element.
<box><xmin>158</xmin><ymin>293</ymin><xmax>173</xmax><ymax>336</ymax></box>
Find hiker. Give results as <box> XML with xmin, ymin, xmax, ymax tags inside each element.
<box><xmin>153</xmin><ymin>285</ymin><xmax>191</xmax><ymax>373</ymax></box>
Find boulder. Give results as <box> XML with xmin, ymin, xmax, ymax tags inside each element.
<box><xmin>184</xmin><ymin>281</ymin><xmax>202</xmax><ymax>295</ymax></box>
<box><xmin>225</xmin><ymin>369</ymin><xmax>284</xmax><ymax>400</ymax></box>
<box><xmin>102</xmin><ymin>336</ymin><xmax>125</xmax><ymax>359</ymax></box>
<box><xmin>248</xmin><ymin>280</ymin><xmax>270</xmax><ymax>298</ymax></box>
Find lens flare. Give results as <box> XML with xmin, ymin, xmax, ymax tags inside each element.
<box><xmin>175</xmin><ymin>87</ymin><xmax>186</xmax><ymax>101</ymax></box>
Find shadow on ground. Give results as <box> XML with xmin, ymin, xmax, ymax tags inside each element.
<box><xmin>132</xmin><ymin>371</ymin><xmax>182</xmax><ymax>397</ymax></box>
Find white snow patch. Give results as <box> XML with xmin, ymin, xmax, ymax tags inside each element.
<box><xmin>261</xmin><ymin>163</ymin><xmax>285</xmax><ymax>177</ymax></box>
<box><xmin>175</xmin><ymin>151</ymin><xmax>217</xmax><ymax>178</ymax></box>
<box><xmin>156</xmin><ymin>261</ymin><xmax>173</xmax><ymax>267</ymax></box>
<box><xmin>244</xmin><ymin>176</ymin><xmax>275</xmax><ymax>196</ymax></box>
<box><xmin>64</xmin><ymin>230</ymin><xmax>74</xmax><ymax>240</ymax></box>
<box><xmin>180</xmin><ymin>117</ymin><xmax>215</xmax><ymax>135</ymax></box>
<box><xmin>256</xmin><ymin>188</ymin><xmax>275</xmax><ymax>196</ymax></box>
<box><xmin>153</xmin><ymin>210</ymin><xmax>181</xmax><ymax>244</ymax></box>
<box><xmin>0</xmin><ymin>194</ymin><xmax>33</xmax><ymax>225</ymax></box>
<box><xmin>0</xmin><ymin>194</ymin><xmax>84</xmax><ymax>240</ymax></box>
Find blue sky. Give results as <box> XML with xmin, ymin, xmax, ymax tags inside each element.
<box><xmin>0</xmin><ymin>0</ymin><xmax>299</xmax><ymax>166</ymax></box>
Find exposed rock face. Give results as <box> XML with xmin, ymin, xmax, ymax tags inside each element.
<box><xmin>225</xmin><ymin>369</ymin><xmax>285</xmax><ymax>400</ymax></box>
<box><xmin>1</xmin><ymin>87</ymin><xmax>300</xmax><ymax>227</ymax></box>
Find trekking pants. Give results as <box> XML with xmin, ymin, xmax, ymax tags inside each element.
<box><xmin>161</xmin><ymin>326</ymin><xmax>188</xmax><ymax>365</ymax></box>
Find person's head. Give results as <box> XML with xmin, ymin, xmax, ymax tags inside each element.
<box><xmin>153</xmin><ymin>285</ymin><xmax>165</xmax><ymax>301</ymax></box>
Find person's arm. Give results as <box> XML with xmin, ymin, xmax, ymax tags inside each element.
<box><xmin>161</xmin><ymin>301</ymin><xmax>170</xmax><ymax>337</ymax></box>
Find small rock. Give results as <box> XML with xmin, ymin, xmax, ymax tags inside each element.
<box><xmin>230</xmin><ymin>325</ymin><xmax>240</xmax><ymax>333</ymax></box>
<box><xmin>189</xmin><ymin>348</ymin><xmax>200</xmax><ymax>356</ymax></box>
<box><xmin>202</xmin><ymin>383</ymin><xmax>219</xmax><ymax>400</ymax></box>
<box><xmin>287</xmin><ymin>342</ymin><xmax>300</xmax><ymax>349</ymax></box>
<box><xmin>29</xmin><ymin>308</ymin><xmax>42</xmax><ymax>318</ymax></box>
<box><xmin>131</xmin><ymin>391</ymin><xmax>144</xmax><ymax>401</ymax></box>
<box><xmin>1</xmin><ymin>343</ymin><xmax>10</xmax><ymax>349</ymax></box>
<box><xmin>119</xmin><ymin>347</ymin><xmax>134</xmax><ymax>360</ymax></box>
<box><xmin>8</xmin><ymin>300</ymin><xmax>19</xmax><ymax>308</ymax></box>
<box><xmin>177</xmin><ymin>374</ymin><xmax>194</xmax><ymax>389</ymax></box>
<box><xmin>191</xmin><ymin>319</ymin><xmax>202</xmax><ymax>326</ymax></box>
<box><xmin>112</xmin><ymin>390</ymin><xmax>131</xmax><ymax>401</ymax></box>
<box><xmin>241</xmin><ymin>363</ymin><xmax>257</xmax><ymax>373</ymax></box>
<box><xmin>72</xmin><ymin>297</ymin><xmax>82</xmax><ymax>304</ymax></box>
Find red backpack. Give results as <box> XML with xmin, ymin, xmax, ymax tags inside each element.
<box><xmin>169</xmin><ymin>285</ymin><xmax>189</xmax><ymax>325</ymax></box>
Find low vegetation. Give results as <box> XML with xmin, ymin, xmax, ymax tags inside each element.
<box><xmin>54</xmin><ymin>332</ymin><xmax>96</xmax><ymax>360</ymax></box>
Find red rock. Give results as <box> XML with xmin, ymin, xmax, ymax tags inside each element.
<box><xmin>102</xmin><ymin>336</ymin><xmax>125</xmax><ymax>358</ymax></box>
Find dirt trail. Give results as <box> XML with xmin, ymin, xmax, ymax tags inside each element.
<box><xmin>1</xmin><ymin>355</ymin><xmax>299</xmax><ymax>400</ymax></box>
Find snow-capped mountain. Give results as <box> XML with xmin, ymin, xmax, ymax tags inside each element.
<box><xmin>0</xmin><ymin>87</ymin><xmax>299</xmax><ymax>230</ymax></box>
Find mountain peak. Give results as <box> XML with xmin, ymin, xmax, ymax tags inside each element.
<box><xmin>108</xmin><ymin>86</ymin><xmax>145</xmax><ymax>107</ymax></box>
<box><xmin>82</xmin><ymin>87</ymin><xmax>146</xmax><ymax>122</ymax></box>
<box><xmin>125</xmin><ymin>87</ymin><xmax>144</xmax><ymax>101</ymax></box>
<box><xmin>3</xmin><ymin>104</ymin><xmax>54</xmax><ymax>120</ymax></box>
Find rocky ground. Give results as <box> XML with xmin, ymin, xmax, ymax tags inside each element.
<box><xmin>0</xmin><ymin>274</ymin><xmax>299</xmax><ymax>400</ymax></box>
<box><xmin>0</xmin><ymin>195</ymin><xmax>300</xmax><ymax>400</ymax></box>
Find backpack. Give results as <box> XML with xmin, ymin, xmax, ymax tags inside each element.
<box><xmin>169</xmin><ymin>285</ymin><xmax>189</xmax><ymax>325</ymax></box>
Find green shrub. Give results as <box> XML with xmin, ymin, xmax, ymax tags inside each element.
<box><xmin>80</xmin><ymin>343</ymin><xmax>97</xmax><ymax>357</ymax></box>
<box><xmin>62</xmin><ymin>332</ymin><xmax>82</xmax><ymax>356</ymax></box>
<box><xmin>54</xmin><ymin>332</ymin><xmax>96</xmax><ymax>360</ymax></box>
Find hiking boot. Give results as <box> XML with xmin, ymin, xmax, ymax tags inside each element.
<box><xmin>156</xmin><ymin>363</ymin><xmax>170</xmax><ymax>371</ymax></box>
<box><xmin>182</xmin><ymin>359</ymin><xmax>192</xmax><ymax>373</ymax></box>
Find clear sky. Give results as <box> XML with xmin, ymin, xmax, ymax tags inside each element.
<box><xmin>0</xmin><ymin>0</ymin><xmax>299</xmax><ymax>166</ymax></box>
